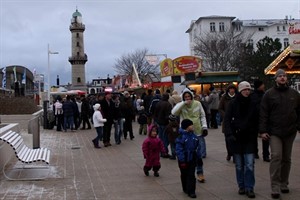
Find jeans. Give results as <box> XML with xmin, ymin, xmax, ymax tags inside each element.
<box><xmin>157</xmin><ymin>124</ymin><xmax>169</xmax><ymax>155</ymax></box>
<box><xmin>233</xmin><ymin>153</ymin><xmax>255</xmax><ymax>191</ymax></box>
<box><xmin>94</xmin><ymin>127</ymin><xmax>103</xmax><ymax>145</ymax></box>
<box><xmin>64</xmin><ymin>115</ymin><xmax>74</xmax><ymax>131</ymax></box>
<box><xmin>114</xmin><ymin>118</ymin><xmax>124</xmax><ymax>144</ymax></box>
<box><xmin>196</xmin><ymin>135</ymin><xmax>205</xmax><ymax>175</ymax></box>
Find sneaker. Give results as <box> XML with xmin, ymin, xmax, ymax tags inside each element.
<box><xmin>154</xmin><ymin>172</ymin><xmax>159</xmax><ymax>177</ymax></box>
<box><xmin>238</xmin><ymin>188</ymin><xmax>246</xmax><ymax>195</ymax></box>
<box><xmin>246</xmin><ymin>190</ymin><xmax>255</xmax><ymax>198</ymax></box>
<box><xmin>197</xmin><ymin>174</ymin><xmax>205</xmax><ymax>183</ymax></box>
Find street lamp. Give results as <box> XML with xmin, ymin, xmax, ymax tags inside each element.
<box><xmin>47</xmin><ymin>44</ymin><xmax>59</xmax><ymax>102</ymax></box>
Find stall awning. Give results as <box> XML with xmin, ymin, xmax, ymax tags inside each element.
<box><xmin>194</xmin><ymin>75</ymin><xmax>241</xmax><ymax>84</ymax></box>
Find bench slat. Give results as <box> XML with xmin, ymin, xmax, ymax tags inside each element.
<box><xmin>32</xmin><ymin>149</ymin><xmax>41</xmax><ymax>162</ymax></box>
<box><xmin>18</xmin><ymin>147</ymin><xmax>30</xmax><ymax>162</ymax></box>
<box><xmin>0</xmin><ymin>131</ymin><xmax>14</xmax><ymax>141</ymax></box>
<box><xmin>7</xmin><ymin>134</ymin><xmax>19</xmax><ymax>146</ymax></box>
<box><xmin>10</xmin><ymin>135</ymin><xmax>22</xmax><ymax>149</ymax></box>
<box><xmin>28</xmin><ymin>149</ymin><xmax>38</xmax><ymax>163</ymax></box>
<box><xmin>45</xmin><ymin>149</ymin><xmax>51</xmax><ymax>164</ymax></box>
<box><xmin>14</xmin><ymin>139</ymin><xmax>24</xmax><ymax>153</ymax></box>
<box><xmin>25</xmin><ymin>150</ymin><xmax>35</xmax><ymax>163</ymax></box>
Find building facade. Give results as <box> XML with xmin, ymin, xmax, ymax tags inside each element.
<box><xmin>69</xmin><ymin>9</ymin><xmax>88</xmax><ymax>91</ymax></box>
<box><xmin>186</xmin><ymin>15</ymin><xmax>292</xmax><ymax>55</ymax></box>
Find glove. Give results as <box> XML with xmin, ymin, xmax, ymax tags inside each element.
<box><xmin>179</xmin><ymin>162</ymin><xmax>188</xmax><ymax>169</ymax></box>
<box><xmin>202</xmin><ymin>129</ymin><xmax>208</xmax><ymax>137</ymax></box>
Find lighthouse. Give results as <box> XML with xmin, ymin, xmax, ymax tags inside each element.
<box><xmin>68</xmin><ymin>8</ymin><xmax>88</xmax><ymax>91</ymax></box>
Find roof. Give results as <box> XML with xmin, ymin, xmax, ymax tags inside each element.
<box><xmin>242</xmin><ymin>19</ymin><xmax>288</xmax><ymax>27</ymax></box>
<box><xmin>72</xmin><ymin>9</ymin><xmax>82</xmax><ymax>17</ymax></box>
<box><xmin>186</xmin><ymin>15</ymin><xmax>236</xmax><ymax>33</ymax></box>
<box><xmin>264</xmin><ymin>46</ymin><xmax>300</xmax><ymax>75</ymax></box>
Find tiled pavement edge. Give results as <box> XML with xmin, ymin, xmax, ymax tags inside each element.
<box><xmin>0</xmin><ymin>122</ymin><xmax>300</xmax><ymax>200</ymax></box>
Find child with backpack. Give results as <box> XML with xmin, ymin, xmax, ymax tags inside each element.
<box><xmin>137</xmin><ymin>106</ymin><xmax>148</xmax><ymax>135</ymax></box>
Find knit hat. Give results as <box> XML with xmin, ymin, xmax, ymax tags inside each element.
<box><xmin>254</xmin><ymin>80</ymin><xmax>263</xmax><ymax>90</ymax></box>
<box><xmin>140</xmin><ymin>106</ymin><xmax>145</xmax><ymax>110</ymax></box>
<box><xmin>93</xmin><ymin>103</ymin><xmax>101</xmax><ymax>111</ymax></box>
<box><xmin>181</xmin><ymin>119</ymin><xmax>193</xmax><ymax>130</ymax></box>
<box><xmin>274</xmin><ymin>69</ymin><xmax>286</xmax><ymax>78</ymax></box>
<box><xmin>238</xmin><ymin>81</ymin><xmax>251</xmax><ymax>92</ymax></box>
<box><xmin>123</xmin><ymin>91</ymin><xmax>129</xmax><ymax>95</ymax></box>
<box><xmin>169</xmin><ymin>114</ymin><xmax>177</xmax><ymax>121</ymax></box>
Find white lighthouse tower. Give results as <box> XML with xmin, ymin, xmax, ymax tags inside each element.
<box><xmin>69</xmin><ymin>8</ymin><xmax>88</xmax><ymax>91</ymax></box>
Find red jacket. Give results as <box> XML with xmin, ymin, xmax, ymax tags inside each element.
<box><xmin>142</xmin><ymin>136</ymin><xmax>165</xmax><ymax>167</ymax></box>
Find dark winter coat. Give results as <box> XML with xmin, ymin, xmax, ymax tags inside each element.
<box><xmin>153</xmin><ymin>96</ymin><xmax>172</xmax><ymax>126</ymax></box>
<box><xmin>259</xmin><ymin>84</ymin><xmax>300</xmax><ymax>138</ymax></box>
<box><xmin>175</xmin><ymin>128</ymin><xmax>201</xmax><ymax>163</ymax></box>
<box><xmin>218</xmin><ymin>92</ymin><xmax>236</xmax><ymax>133</ymax></box>
<box><xmin>137</xmin><ymin>109</ymin><xmax>148</xmax><ymax>125</ymax></box>
<box><xmin>165</xmin><ymin>121</ymin><xmax>179</xmax><ymax>144</ymax></box>
<box><xmin>224</xmin><ymin>93</ymin><xmax>259</xmax><ymax>154</ymax></box>
<box><xmin>62</xmin><ymin>100</ymin><xmax>75</xmax><ymax>117</ymax></box>
<box><xmin>100</xmin><ymin>98</ymin><xmax>114</xmax><ymax>123</ymax></box>
<box><xmin>142</xmin><ymin>135</ymin><xmax>165</xmax><ymax>167</ymax></box>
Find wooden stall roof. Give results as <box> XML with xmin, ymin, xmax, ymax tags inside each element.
<box><xmin>265</xmin><ymin>46</ymin><xmax>300</xmax><ymax>75</ymax></box>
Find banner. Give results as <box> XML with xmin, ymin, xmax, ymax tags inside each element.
<box><xmin>145</xmin><ymin>55</ymin><xmax>160</xmax><ymax>66</ymax></box>
<box><xmin>289</xmin><ymin>20</ymin><xmax>300</xmax><ymax>54</ymax></box>
<box><xmin>173</xmin><ymin>56</ymin><xmax>202</xmax><ymax>75</ymax></box>
<box><xmin>2</xmin><ymin>67</ymin><xmax>6</xmax><ymax>89</ymax></box>
<box><xmin>160</xmin><ymin>58</ymin><xmax>173</xmax><ymax>77</ymax></box>
<box><xmin>13</xmin><ymin>66</ymin><xmax>17</xmax><ymax>82</ymax></box>
<box><xmin>22</xmin><ymin>68</ymin><xmax>26</xmax><ymax>84</ymax></box>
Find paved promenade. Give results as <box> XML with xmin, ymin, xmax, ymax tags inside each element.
<box><xmin>0</xmin><ymin>122</ymin><xmax>300</xmax><ymax>200</ymax></box>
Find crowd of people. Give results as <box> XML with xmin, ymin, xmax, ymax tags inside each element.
<box><xmin>50</xmin><ymin>69</ymin><xmax>300</xmax><ymax>199</ymax></box>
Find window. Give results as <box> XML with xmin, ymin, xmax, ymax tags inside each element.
<box><xmin>210</xmin><ymin>22</ymin><xmax>216</xmax><ymax>32</ymax></box>
<box><xmin>77</xmin><ymin>77</ymin><xmax>81</xmax><ymax>83</ymax></box>
<box><xmin>219</xmin><ymin>22</ymin><xmax>225</xmax><ymax>32</ymax></box>
<box><xmin>76</xmin><ymin>33</ymin><xmax>79</xmax><ymax>38</ymax></box>
<box><xmin>284</xmin><ymin>38</ymin><xmax>289</xmax><ymax>48</ymax></box>
<box><xmin>236</xmin><ymin>24</ymin><xmax>241</xmax><ymax>31</ymax></box>
<box><xmin>258</xmin><ymin>27</ymin><xmax>264</xmax><ymax>31</ymax></box>
<box><xmin>277</xmin><ymin>26</ymin><xmax>280</xmax><ymax>31</ymax></box>
<box><xmin>247</xmin><ymin>39</ymin><xmax>254</xmax><ymax>47</ymax></box>
<box><xmin>283</xmin><ymin>26</ymin><xmax>286</xmax><ymax>31</ymax></box>
<box><xmin>76</xmin><ymin>42</ymin><xmax>79</xmax><ymax>47</ymax></box>
<box><xmin>77</xmin><ymin>52</ymin><xmax>79</xmax><ymax>56</ymax></box>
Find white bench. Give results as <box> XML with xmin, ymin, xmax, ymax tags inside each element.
<box><xmin>0</xmin><ymin>130</ymin><xmax>51</xmax><ymax>180</ymax></box>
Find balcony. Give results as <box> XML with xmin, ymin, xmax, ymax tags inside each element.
<box><xmin>68</xmin><ymin>55</ymin><xmax>88</xmax><ymax>64</ymax></box>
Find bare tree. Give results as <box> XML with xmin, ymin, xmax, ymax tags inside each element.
<box><xmin>193</xmin><ymin>31</ymin><xmax>252</xmax><ymax>71</ymax></box>
<box><xmin>113</xmin><ymin>48</ymin><xmax>159</xmax><ymax>84</ymax></box>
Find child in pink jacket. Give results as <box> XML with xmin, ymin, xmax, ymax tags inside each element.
<box><xmin>142</xmin><ymin>124</ymin><xmax>166</xmax><ymax>177</ymax></box>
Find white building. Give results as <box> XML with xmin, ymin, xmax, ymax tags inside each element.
<box><xmin>186</xmin><ymin>15</ymin><xmax>292</xmax><ymax>55</ymax></box>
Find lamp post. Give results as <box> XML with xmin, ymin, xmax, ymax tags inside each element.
<box><xmin>47</xmin><ymin>44</ymin><xmax>59</xmax><ymax>102</ymax></box>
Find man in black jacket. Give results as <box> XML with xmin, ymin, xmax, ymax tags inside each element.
<box><xmin>259</xmin><ymin>69</ymin><xmax>300</xmax><ymax>199</ymax></box>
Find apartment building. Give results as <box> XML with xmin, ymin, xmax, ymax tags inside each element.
<box><xmin>186</xmin><ymin>15</ymin><xmax>291</xmax><ymax>55</ymax></box>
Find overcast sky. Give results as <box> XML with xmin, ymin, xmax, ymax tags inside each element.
<box><xmin>1</xmin><ymin>0</ymin><xmax>299</xmax><ymax>86</ymax></box>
